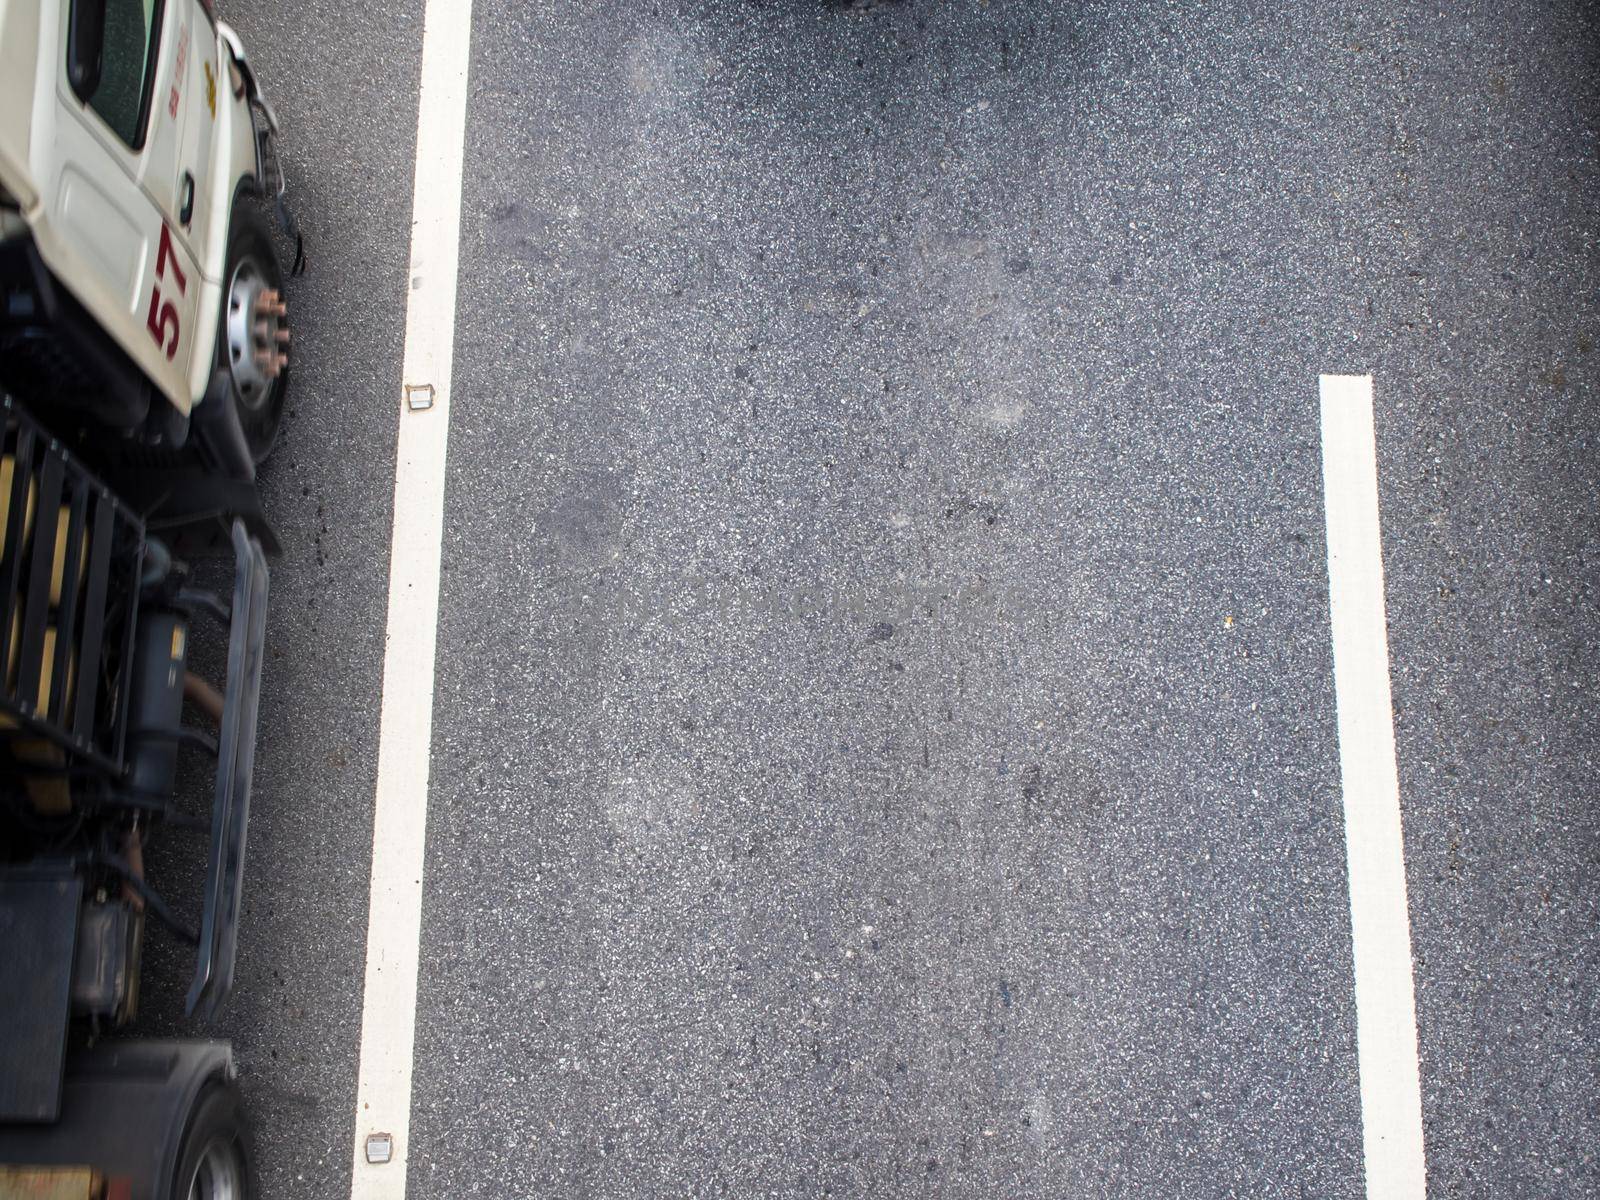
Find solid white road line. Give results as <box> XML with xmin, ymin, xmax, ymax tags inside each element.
<box><xmin>348</xmin><ymin>1</ymin><xmax>473</xmax><ymax>1196</ymax></box>
<box><xmin>1319</xmin><ymin>373</ymin><xmax>1429</xmax><ymax>1200</ymax></box>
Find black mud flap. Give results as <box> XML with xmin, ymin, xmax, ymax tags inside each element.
<box><xmin>111</xmin><ymin>369</ymin><xmax>283</xmax><ymax>560</ymax></box>
<box><xmin>130</xmin><ymin>467</ymin><xmax>282</xmax><ymax>560</ymax></box>
<box><xmin>184</xmin><ymin>520</ymin><xmax>269</xmax><ymax>1021</ymax></box>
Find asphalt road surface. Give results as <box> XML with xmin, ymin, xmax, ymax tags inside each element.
<box><xmin>139</xmin><ymin>2</ymin><xmax>1597</xmax><ymax>1197</ymax></box>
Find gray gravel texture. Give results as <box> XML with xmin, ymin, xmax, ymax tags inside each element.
<box><xmin>1371</xmin><ymin>9</ymin><xmax>1599</xmax><ymax>1197</ymax></box>
<box><xmin>407</xmin><ymin>2</ymin><xmax>1596</xmax><ymax>1199</ymax></box>
<box><xmin>132</xmin><ymin>0</ymin><xmax>1600</xmax><ymax>1198</ymax></box>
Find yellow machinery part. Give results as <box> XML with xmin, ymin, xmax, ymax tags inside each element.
<box><xmin>2</xmin><ymin>606</ymin><xmax>18</xmax><ymax>710</ymax></box>
<box><xmin>37</xmin><ymin>625</ymin><xmax>54</xmax><ymax>711</ymax></box>
<box><xmin>18</xmin><ymin>739</ymin><xmax>69</xmax><ymax>814</ymax></box>
<box><xmin>3</xmin><ymin>624</ymin><xmax>79</xmax><ymax>814</ymax></box>
<box><xmin>0</xmin><ymin>1165</ymin><xmax>104</xmax><ymax>1200</ymax></box>
<box><xmin>49</xmin><ymin>504</ymin><xmax>87</xmax><ymax>606</ymax></box>
<box><xmin>0</xmin><ymin>613</ymin><xmax>61</xmax><ymax>714</ymax></box>
<box><xmin>0</xmin><ymin>453</ymin><xmax>38</xmax><ymax>560</ymax></box>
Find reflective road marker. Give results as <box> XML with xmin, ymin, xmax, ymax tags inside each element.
<box><xmin>348</xmin><ymin>0</ymin><xmax>473</xmax><ymax>1196</ymax></box>
<box><xmin>1319</xmin><ymin>373</ymin><xmax>1429</xmax><ymax>1199</ymax></box>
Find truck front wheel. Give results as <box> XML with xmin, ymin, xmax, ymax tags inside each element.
<box><xmin>220</xmin><ymin>201</ymin><xmax>289</xmax><ymax>464</ymax></box>
<box><xmin>172</xmin><ymin>1083</ymin><xmax>254</xmax><ymax>1200</ymax></box>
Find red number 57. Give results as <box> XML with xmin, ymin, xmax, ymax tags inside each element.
<box><xmin>146</xmin><ymin>222</ymin><xmax>187</xmax><ymax>360</ymax></box>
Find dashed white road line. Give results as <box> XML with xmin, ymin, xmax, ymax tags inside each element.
<box><xmin>1319</xmin><ymin>373</ymin><xmax>1429</xmax><ymax>1200</ymax></box>
<box><xmin>348</xmin><ymin>1</ymin><xmax>473</xmax><ymax>1196</ymax></box>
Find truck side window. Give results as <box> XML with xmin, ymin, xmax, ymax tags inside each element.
<box><xmin>74</xmin><ymin>0</ymin><xmax>165</xmax><ymax>149</ymax></box>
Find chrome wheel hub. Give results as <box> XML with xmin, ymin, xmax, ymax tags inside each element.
<box><xmin>226</xmin><ymin>259</ymin><xmax>288</xmax><ymax>412</ymax></box>
<box><xmin>186</xmin><ymin>1137</ymin><xmax>244</xmax><ymax>1200</ymax></box>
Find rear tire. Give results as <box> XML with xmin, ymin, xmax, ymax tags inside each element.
<box><xmin>170</xmin><ymin>1082</ymin><xmax>254</xmax><ymax>1200</ymax></box>
<box><xmin>218</xmin><ymin>200</ymin><xmax>289</xmax><ymax>464</ymax></box>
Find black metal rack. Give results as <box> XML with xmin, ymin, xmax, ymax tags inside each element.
<box><xmin>0</xmin><ymin>397</ymin><xmax>144</xmax><ymax>779</ymax></box>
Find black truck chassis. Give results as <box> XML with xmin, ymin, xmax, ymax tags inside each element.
<box><xmin>0</xmin><ymin>395</ymin><xmax>269</xmax><ymax>1198</ymax></box>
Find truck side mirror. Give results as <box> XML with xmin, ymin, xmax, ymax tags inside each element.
<box><xmin>67</xmin><ymin>0</ymin><xmax>107</xmax><ymax>102</ymax></box>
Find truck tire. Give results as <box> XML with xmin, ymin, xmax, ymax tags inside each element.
<box><xmin>170</xmin><ymin>1082</ymin><xmax>254</xmax><ymax>1200</ymax></box>
<box><xmin>220</xmin><ymin>201</ymin><xmax>289</xmax><ymax>464</ymax></box>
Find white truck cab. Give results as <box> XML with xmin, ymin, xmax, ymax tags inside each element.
<box><xmin>0</xmin><ymin>0</ymin><xmax>294</xmax><ymax>470</ymax></box>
